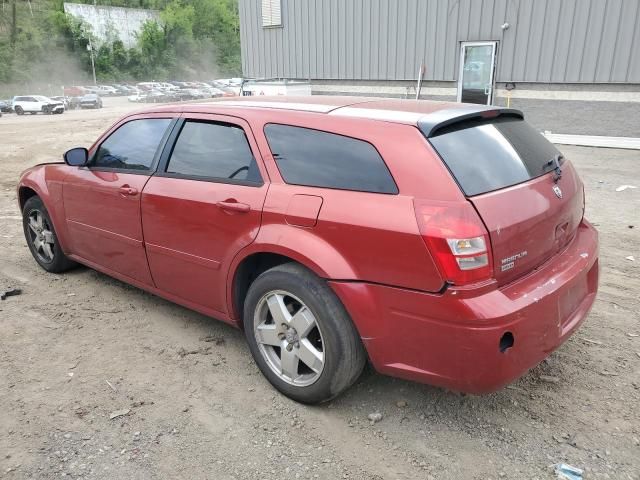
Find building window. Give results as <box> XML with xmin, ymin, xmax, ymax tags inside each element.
<box><xmin>262</xmin><ymin>0</ymin><xmax>282</xmax><ymax>27</ymax></box>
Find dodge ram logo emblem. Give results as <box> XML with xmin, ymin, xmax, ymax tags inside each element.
<box><xmin>553</xmin><ymin>185</ymin><xmax>563</xmax><ymax>199</ymax></box>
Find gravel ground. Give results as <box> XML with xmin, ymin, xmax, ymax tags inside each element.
<box><xmin>0</xmin><ymin>98</ymin><xmax>639</xmax><ymax>479</ymax></box>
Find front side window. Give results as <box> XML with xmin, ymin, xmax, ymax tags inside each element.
<box><xmin>263</xmin><ymin>124</ymin><xmax>398</xmax><ymax>194</ymax></box>
<box><xmin>166</xmin><ymin>121</ymin><xmax>262</xmax><ymax>184</ymax></box>
<box><xmin>93</xmin><ymin>118</ymin><xmax>171</xmax><ymax>171</ymax></box>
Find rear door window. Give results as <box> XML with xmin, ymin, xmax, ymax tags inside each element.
<box><xmin>426</xmin><ymin>118</ymin><xmax>561</xmax><ymax>196</ymax></box>
<box><xmin>93</xmin><ymin>118</ymin><xmax>171</xmax><ymax>171</ymax></box>
<box><xmin>264</xmin><ymin>124</ymin><xmax>398</xmax><ymax>194</ymax></box>
<box><xmin>165</xmin><ymin>121</ymin><xmax>262</xmax><ymax>184</ymax></box>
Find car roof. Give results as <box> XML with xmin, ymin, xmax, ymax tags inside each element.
<box><xmin>139</xmin><ymin>96</ymin><xmax>523</xmax><ymax>130</ymax></box>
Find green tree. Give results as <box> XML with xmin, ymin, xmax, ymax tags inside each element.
<box><xmin>0</xmin><ymin>0</ymin><xmax>241</xmax><ymax>91</ymax></box>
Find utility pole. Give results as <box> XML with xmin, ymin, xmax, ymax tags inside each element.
<box><xmin>10</xmin><ymin>0</ymin><xmax>16</xmax><ymax>47</ymax></box>
<box><xmin>87</xmin><ymin>38</ymin><xmax>97</xmax><ymax>85</ymax></box>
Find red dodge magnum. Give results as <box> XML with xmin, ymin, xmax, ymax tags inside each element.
<box><xmin>18</xmin><ymin>97</ymin><xmax>599</xmax><ymax>403</ymax></box>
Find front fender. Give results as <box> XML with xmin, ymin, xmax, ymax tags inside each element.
<box><xmin>18</xmin><ymin>163</ymin><xmax>72</xmax><ymax>255</ymax></box>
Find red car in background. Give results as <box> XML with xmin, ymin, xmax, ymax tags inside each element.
<box><xmin>17</xmin><ymin>97</ymin><xmax>599</xmax><ymax>403</ymax></box>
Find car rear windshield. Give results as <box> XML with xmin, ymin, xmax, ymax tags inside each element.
<box><xmin>426</xmin><ymin>117</ymin><xmax>561</xmax><ymax>196</ymax></box>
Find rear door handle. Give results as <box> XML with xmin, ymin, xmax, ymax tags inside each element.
<box><xmin>119</xmin><ymin>185</ymin><xmax>138</xmax><ymax>196</ymax></box>
<box><xmin>216</xmin><ymin>200</ymin><xmax>250</xmax><ymax>213</ymax></box>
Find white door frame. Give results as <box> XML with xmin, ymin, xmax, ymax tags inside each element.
<box><xmin>457</xmin><ymin>41</ymin><xmax>498</xmax><ymax>104</ymax></box>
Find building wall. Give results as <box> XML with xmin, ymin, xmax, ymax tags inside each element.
<box><xmin>239</xmin><ymin>0</ymin><xmax>640</xmax><ymax>84</ymax></box>
<box><xmin>64</xmin><ymin>3</ymin><xmax>160</xmax><ymax>48</ymax></box>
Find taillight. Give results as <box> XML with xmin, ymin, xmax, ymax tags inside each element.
<box><xmin>414</xmin><ymin>199</ymin><xmax>493</xmax><ymax>285</ymax></box>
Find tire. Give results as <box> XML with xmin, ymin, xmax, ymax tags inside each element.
<box><xmin>243</xmin><ymin>263</ymin><xmax>366</xmax><ymax>404</ymax></box>
<box><xmin>15</xmin><ymin>106</ymin><xmax>24</xmax><ymax>115</ymax></box>
<box><xmin>22</xmin><ymin>196</ymin><xmax>76</xmax><ymax>273</ymax></box>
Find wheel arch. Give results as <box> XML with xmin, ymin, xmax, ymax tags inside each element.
<box><xmin>18</xmin><ymin>185</ymin><xmax>39</xmax><ymax>211</ymax></box>
<box><xmin>227</xmin><ymin>239</ymin><xmax>357</xmax><ymax>328</ymax></box>
<box><xmin>18</xmin><ymin>168</ymin><xmax>72</xmax><ymax>255</ymax></box>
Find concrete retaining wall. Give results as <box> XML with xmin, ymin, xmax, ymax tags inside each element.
<box><xmin>63</xmin><ymin>3</ymin><xmax>160</xmax><ymax>48</ymax></box>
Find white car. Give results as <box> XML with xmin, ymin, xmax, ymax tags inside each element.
<box><xmin>158</xmin><ymin>82</ymin><xmax>179</xmax><ymax>92</ymax></box>
<box><xmin>128</xmin><ymin>92</ymin><xmax>148</xmax><ymax>103</ymax></box>
<box><xmin>96</xmin><ymin>85</ymin><xmax>119</xmax><ymax>96</ymax></box>
<box><xmin>12</xmin><ymin>95</ymin><xmax>65</xmax><ymax>115</ymax></box>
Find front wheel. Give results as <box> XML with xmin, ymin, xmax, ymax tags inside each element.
<box><xmin>243</xmin><ymin>263</ymin><xmax>366</xmax><ymax>404</ymax></box>
<box><xmin>23</xmin><ymin>196</ymin><xmax>76</xmax><ymax>273</ymax></box>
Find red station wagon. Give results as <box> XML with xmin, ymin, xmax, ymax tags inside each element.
<box><xmin>18</xmin><ymin>97</ymin><xmax>599</xmax><ymax>403</ymax></box>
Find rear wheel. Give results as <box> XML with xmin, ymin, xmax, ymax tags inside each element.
<box><xmin>15</xmin><ymin>106</ymin><xmax>24</xmax><ymax>115</ymax></box>
<box><xmin>243</xmin><ymin>263</ymin><xmax>366</xmax><ymax>404</ymax></box>
<box><xmin>23</xmin><ymin>196</ymin><xmax>76</xmax><ymax>273</ymax></box>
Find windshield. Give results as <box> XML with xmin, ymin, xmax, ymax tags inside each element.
<box><xmin>426</xmin><ymin>118</ymin><xmax>562</xmax><ymax>196</ymax></box>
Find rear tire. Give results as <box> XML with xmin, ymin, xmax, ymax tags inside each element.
<box><xmin>243</xmin><ymin>263</ymin><xmax>366</xmax><ymax>404</ymax></box>
<box><xmin>15</xmin><ymin>106</ymin><xmax>24</xmax><ymax>115</ymax></box>
<box><xmin>23</xmin><ymin>196</ymin><xmax>76</xmax><ymax>273</ymax></box>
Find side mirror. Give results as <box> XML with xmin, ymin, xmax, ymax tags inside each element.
<box><xmin>64</xmin><ymin>147</ymin><xmax>89</xmax><ymax>166</ymax></box>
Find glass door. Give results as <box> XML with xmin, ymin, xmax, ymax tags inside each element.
<box><xmin>457</xmin><ymin>42</ymin><xmax>497</xmax><ymax>105</ymax></box>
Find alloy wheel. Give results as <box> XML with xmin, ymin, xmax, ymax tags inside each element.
<box><xmin>254</xmin><ymin>290</ymin><xmax>325</xmax><ymax>387</ymax></box>
<box><xmin>27</xmin><ymin>209</ymin><xmax>55</xmax><ymax>263</ymax></box>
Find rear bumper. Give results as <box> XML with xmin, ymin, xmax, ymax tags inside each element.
<box><xmin>330</xmin><ymin>220</ymin><xmax>599</xmax><ymax>394</ymax></box>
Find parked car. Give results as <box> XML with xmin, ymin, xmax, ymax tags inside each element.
<box><xmin>96</xmin><ymin>85</ymin><xmax>119</xmax><ymax>97</ymax></box>
<box><xmin>12</xmin><ymin>95</ymin><xmax>64</xmax><ymax>115</ymax></box>
<box><xmin>210</xmin><ymin>83</ymin><xmax>237</xmax><ymax>97</ymax></box>
<box><xmin>0</xmin><ymin>99</ymin><xmax>12</xmax><ymax>113</ymax></box>
<box><xmin>16</xmin><ymin>97</ymin><xmax>599</xmax><ymax>404</ymax></box>
<box><xmin>181</xmin><ymin>88</ymin><xmax>207</xmax><ymax>100</ymax></box>
<box><xmin>111</xmin><ymin>84</ymin><xmax>134</xmax><ymax>95</ymax></box>
<box><xmin>83</xmin><ymin>86</ymin><xmax>102</xmax><ymax>95</ymax></box>
<box><xmin>50</xmin><ymin>96</ymin><xmax>70</xmax><ymax>109</ymax></box>
<box><xmin>158</xmin><ymin>82</ymin><xmax>179</xmax><ymax>92</ymax></box>
<box><xmin>128</xmin><ymin>92</ymin><xmax>148</xmax><ymax>103</ymax></box>
<box><xmin>137</xmin><ymin>82</ymin><xmax>162</xmax><ymax>92</ymax></box>
<box><xmin>172</xmin><ymin>90</ymin><xmax>197</xmax><ymax>101</ymax></box>
<box><xmin>63</xmin><ymin>86</ymin><xmax>87</xmax><ymax>97</ymax></box>
<box><xmin>79</xmin><ymin>93</ymin><xmax>103</xmax><ymax>109</ymax></box>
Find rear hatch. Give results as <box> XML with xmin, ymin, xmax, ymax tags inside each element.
<box><xmin>425</xmin><ymin>114</ymin><xmax>584</xmax><ymax>285</ymax></box>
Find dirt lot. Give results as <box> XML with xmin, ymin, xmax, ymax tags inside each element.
<box><xmin>0</xmin><ymin>99</ymin><xmax>639</xmax><ymax>479</ymax></box>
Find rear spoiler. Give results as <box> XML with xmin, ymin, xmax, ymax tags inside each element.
<box><xmin>418</xmin><ymin>106</ymin><xmax>524</xmax><ymax>138</ymax></box>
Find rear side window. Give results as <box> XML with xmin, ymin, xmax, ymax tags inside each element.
<box><xmin>427</xmin><ymin>118</ymin><xmax>561</xmax><ymax>196</ymax></box>
<box><xmin>264</xmin><ymin>124</ymin><xmax>398</xmax><ymax>194</ymax></box>
<box><xmin>93</xmin><ymin>118</ymin><xmax>171</xmax><ymax>171</ymax></box>
<box><xmin>166</xmin><ymin>121</ymin><xmax>262</xmax><ymax>184</ymax></box>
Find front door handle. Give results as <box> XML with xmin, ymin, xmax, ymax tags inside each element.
<box><xmin>216</xmin><ymin>200</ymin><xmax>250</xmax><ymax>213</ymax></box>
<box><xmin>119</xmin><ymin>185</ymin><xmax>138</xmax><ymax>196</ymax></box>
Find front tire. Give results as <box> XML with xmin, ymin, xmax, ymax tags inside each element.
<box><xmin>243</xmin><ymin>263</ymin><xmax>366</xmax><ymax>404</ymax></box>
<box><xmin>23</xmin><ymin>196</ymin><xmax>76</xmax><ymax>273</ymax></box>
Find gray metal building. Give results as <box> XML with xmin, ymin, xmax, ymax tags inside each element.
<box><xmin>239</xmin><ymin>0</ymin><xmax>640</xmax><ymax>136</ymax></box>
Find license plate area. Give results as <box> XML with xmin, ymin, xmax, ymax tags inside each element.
<box><xmin>558</xmin><ymin>278</ymin><xmax>588</xmax><ymax>327</ymax></box>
